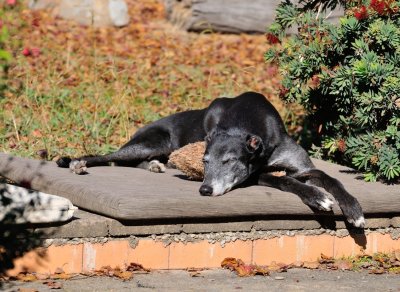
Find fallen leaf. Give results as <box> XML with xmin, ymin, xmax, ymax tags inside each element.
<box><xmin>32</xmin><ymin>129</ymin><xmax>43</xmax><ymax>138</ymax></box>
<box><xmin>50</xmin><ymin>272</ymin><xmax>71</xmax><ymax>280</ymax></box>
<box><xmin>17</xmin><ymin>273</ymin><xmax>37</xmax><ymax>282</ymax></box>
<box><xmin>80</xmin><ymin>271</ymin><xmax>96</xmax><ymax>277</ymax></box>
<box><xmin>291</xmin><ymin>261</ymin><xmax>304</xmax><ymax>268</ymax></box>
<box><xmin>187</xmin><ymin>267</ymin><xmax>204</xmax><ymax>277</ymax></box>
<box><xmin>373</xmin><ymin>254</ymin><xmax>388</xmax><ymax>265</ymax></box>
<box><xmin>369</xmin><ymin>268</ymin><xmax>385</xmax><ymax>274</ymax></box>
<box><xmin>268</xmin><ymin>262</ymin><xmax>288</xmax><ymax>273</ymax></box>
<box><xmin>334</xmin><ymin>259</ymin><xmax>353</xmax><ymax>271</ymax></box>
<box><xmin>54</xmin><ymin>267</ymin><xmax>64</xmax><ymax>274</ymax></box>
<box><xmin>127</xmin><ymin>262</ymin><xmax>150</xmax><ymax>273</ymax></box>
<box><xmin>319</xmin><ymin>253</ymin><xmax>334</xmax><ymax>264</ymax></box>
<box><xmin>114</xmin><ymin>270</ymin><xmax>133</xmax><ymax>281</ymax></box>
<box><xmin>303</xmin><ymin>261</ymin><xmax>320</xmax><ymax>269</ymax></box>
<box><xmin>35</xmin><ymin>273</ymin><xmax>50</xmax><ymax>280</ymax></box>
<box><xmin>253</xmin><ymin>265</ymin><xmax>270</xmax><ymax>276</ymax></box>
<box><xmin>221</xmin><ymin>257</ymin><xmax>244</xmax><ymax>270</ymax></box>
<box><xmin>222</xmin><ymin>258</ymin><xmax>269</xmax><ymax>277</ymax></box>
<box><xmin>189</xmin><ymin>271</ymin><xmax>203</xmax><ymax>277</ymax></box>
<box><xmin>394</xmin><ymin>250</ymin><xmax>400</xmax><ymax>261</ymax></box>
<box><xmin>235</xmin><ymin>264</ymin><xmax>254</xmax><ymax>277</ymax></box>
<box><xmin>43</xmin><ymin>281</ymin><xmax>63</xmax><ymax>289</ymax></box>
<box><xmin>18</xmin><ymin>288</ymin><xmax>38</xmax><ymax>292</ymax></box>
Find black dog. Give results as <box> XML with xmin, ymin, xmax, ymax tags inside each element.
<box><xmin>57</xmin><ymin>92</ymin><xmax>365</xmax><ymax>227</ymax></box>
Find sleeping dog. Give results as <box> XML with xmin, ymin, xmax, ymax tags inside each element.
<box><xmin>57</xmin><ymin>92</ymin><xmax>365</xmax><ymax>227</ymax></box>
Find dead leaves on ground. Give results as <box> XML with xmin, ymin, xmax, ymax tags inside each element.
<box><xmin>91</xmin><ymin>262</ymin><xmax>150</xmax><ymax>281</ymax></box>
<box><xmin>7</xmin><ymin>262</ymin><xmax>150</xmax><ymax>286</ymax></box>
<box><xmin>221</xmin><ymin>250</ymin><xmax>400</xmax><ymax>277</ymax></box>
<box><xmin>5</xmin><ymin>251</ymin><xmax>400</xmax><ymax>286</ymax></box>
<box><xmin>221</xmin><ymin>257</ymin><xmax>271</xmax><ymax>277</ymax></box>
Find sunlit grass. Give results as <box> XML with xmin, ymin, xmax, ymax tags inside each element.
<box><xmin>1</xmin><ymin>0</ymin><xmax>301</xmax><ymax>160</ymax></box>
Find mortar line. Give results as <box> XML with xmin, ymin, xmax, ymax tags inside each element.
<box><xmin>81</xmin><ymin>241</ymin><xmax>84</xmax><ymax>273</ymax></box>
<box><xmin>251</xmin><ymin>240</ymin><xmax>254</xmax><ymax>264</ymax></box>
<box><xmin>167</xmin><ymin>241</ymin><xmax>171</xmax><ymax>269</ymax></box>
<box><xmin>332</xmin><ymin>234</ymin><xmax>336</xmax><ymax>258</ymax></box>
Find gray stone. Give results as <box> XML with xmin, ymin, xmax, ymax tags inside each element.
<box><xmin>253</xmin><ymin>220</ymin><xmax>322</xmax><ymax>230</ymax></box>
<box><xmin>35</xmin><ymin>209</ymin><xmax>110</xmax><ymax>238</ymax></box>
<box><xmin>182</xmin><ymin>221</ymin><xmax>253</xmax><ymax>234</ymax></box>
<box><xmin>363</xmin><ymin>218</ymin><xmax>391</xmax><ymax>229</ymax></box>
<box><xmin>108</xmin><ymin>0</ymin><xmax>130</xmax><ymax>27</ymax></box>
<box><xmin>108</xmin><ymin>220</ymin><xmax>183</xmax><ymax>236</ymax></box>
<box><xmin>29</xmin><ymin>0</ymin><xmax>130</xmax><ymax>27</ymax></box>
<box><xmin>391</xmin><ymin>217</ymin><xmax>400</xmax><ymax>227</ymax></box>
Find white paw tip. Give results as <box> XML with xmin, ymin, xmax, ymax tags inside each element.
<box><xmin>148</xmin><ymin>160</ymin><xmax>166</xmax><ymax>173</ymax></box>
<box><xmin>69</xmin><ymin>160</ymin><xmax>88</xmax><ymax>175</ymax></box>
<box><xmin>319</xmin><ymin>197</ymin><xmax>334</xmax><ymax>211</ymax></box>
<box><xmin>350</xmin><ymin>216</ymin><xmax>365</xmax><ymax>228</ymax></box>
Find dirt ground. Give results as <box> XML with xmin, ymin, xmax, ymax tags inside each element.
<box><xmin>3</xmin><ymin>268</ymin><xmax>400</xmax><ymax>292</ymax></box>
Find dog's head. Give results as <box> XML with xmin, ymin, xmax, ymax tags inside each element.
<box><xmin>199</xmin><ymin>130</ymin><xmax>263</xmax><ymax>196</ymax></box>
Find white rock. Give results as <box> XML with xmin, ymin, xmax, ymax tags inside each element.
<box><xmin>0</xmin><ymin>184</ymin><xmax>77</xmax><ymax>224</ymax></box>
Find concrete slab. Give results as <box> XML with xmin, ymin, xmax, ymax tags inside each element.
<box><xmin>24</xmin><ymin>209</ymin><xmax>400</xmax><ymax>239</ymax></box>
<box><xmin>4</xmin><ymin>269</ymin><xmax>400</xmax><ymax>292</ymax></box>
<box><xmin>34</xmin><ymin>210</ymin><xmax>111</xmax><ymax>238</ymax></box>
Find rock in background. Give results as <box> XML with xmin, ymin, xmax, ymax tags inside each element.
<box><xmin>28</xmin><ymin>0</ymin><xmax>130</xmax><ymax>27</ymax></box>
<box><xmin>165</xmin><ymin>0</ymin><xmax>344</xmax><ymax>34</ymax></box>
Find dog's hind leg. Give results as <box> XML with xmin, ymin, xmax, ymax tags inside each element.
<box><xmin>293</xmin><ymin>169</ymin><xmax>365</xmax><ymax>228</ymax></box>
<box><xmin>266</xmin><ymin>137</ymin><xmax>365</xmax><ymax>228</ymax></box>
<box><xmin>258</xmin><ymin>173</ymin><xmax>334</xmax><ymax>212</ymax></box>
<box><xmin>57</xmin><ymin>126</ymin><xmax>173</xmax><ymax>172</ymax></box>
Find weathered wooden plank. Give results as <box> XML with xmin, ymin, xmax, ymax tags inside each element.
<box><xmin>165</xmin><ymin>0</ymin><xmax>344</xmax><ymax>34</ymax></box>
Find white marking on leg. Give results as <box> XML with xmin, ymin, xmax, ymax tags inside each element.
<box><xmin>318</xmin><ymin>197</ymin><xmax>334</xmax><ymax>211</ymax></box>
<box><xmin>69</xmin><ymin>160</ymin><xmax>88</xmax><ymax>175</ymax></box>
<box><xmin>148</xmin><ymin>160</ymin><xmax>166</xmax><ymax>173</ymax></box>
<box><xmin>352</xmin><ymin>216</ymin><xmax>365</xmax><ymax>228</ymax></box>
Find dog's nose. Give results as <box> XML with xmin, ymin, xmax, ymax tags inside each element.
<box><xmin>199</xmin><ymin>185</ymin><xmax>213</xmax><ymax>196</ymax></box>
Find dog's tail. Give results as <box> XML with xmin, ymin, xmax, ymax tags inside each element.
<box><xmin>56</xmin><ymin>155</ymin><xmax>112</xmax><ymax>168</ymax></box>
<box><xmin>56</xmin><ymin>156</ymin><xmax>72</xmax><ymax>168</ymax></box>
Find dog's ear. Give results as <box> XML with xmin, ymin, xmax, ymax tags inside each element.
<box><xmin>246</xmin><ymin>135</ymin><xmax>262</xmax><ymax>153</ymax></box>
<box><xmin>204</xmin><ymin>130</ymin><xmax>215</xmax><ymax>144</ymax></box>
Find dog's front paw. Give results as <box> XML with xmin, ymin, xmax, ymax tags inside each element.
<box><xmin>316</xmin><ymin>196</ymin><xmax>334</xmax><ymax>212</ymax></box>
<box><xmin>69</xmin><ymin>160</ymin><xmax>88</xmax><ymax>175</ymax></box>
<box><xmin>148</xmin><ymin>160</ymin><xmax>166</xmax><ymax>173</ymax></box>
<box><xmin>348</xmin><ymin>216</ymin><xmax>365</xmax><ymax>228</ymax></box>
<box><xmin>341</xmin><ymin>200</ymin><xmax>365</xmax><ymax>228</ymax></box>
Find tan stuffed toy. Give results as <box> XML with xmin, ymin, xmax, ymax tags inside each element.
<box><xmin>168</xmin><ymin>142</ymin><xmax>205</xmax><ymax>181</ymax></box>
<box><xmin>168</xmin><ymin>141</ymin><xmax>285</xmax><ymax>181</ymax></box>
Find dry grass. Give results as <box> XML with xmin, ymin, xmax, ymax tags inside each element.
<box><xmin>1</xmin><ymin>0</ymin><xmax>300</xmax><ymax>160</ymax></box>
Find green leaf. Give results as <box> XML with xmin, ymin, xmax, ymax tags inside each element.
<box><xmin>0</xmin><ymin>50</ymin><xmax>11</xmax><ymax>61</ymax></box>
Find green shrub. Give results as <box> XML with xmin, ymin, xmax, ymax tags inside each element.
<box><xmin>265</xmin><ymin>0</ymin><xmax>400</xmax><ymax>182</ymax></box>
<box><xmin>0</xmin><ymin>7</ymin><xmax>11</xmax><ymax>98</ymax></box>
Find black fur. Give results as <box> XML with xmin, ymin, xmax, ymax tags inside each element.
<box><xmin>57</xmin><ymin>92</ymin><xmax>365</xmax><ymax>227</ymax></box>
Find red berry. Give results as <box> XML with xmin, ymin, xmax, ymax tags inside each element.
<box><xmin>22</xmin><ymin>48</ymin><xmax>31</xmax><ymax>56</ymax></box>
<box><xmin>354</xmin><ymin>5</ymin><xmax>368</xmax><ymax>20</ymax></box>
<box><xmin>6</xmin><ymin>0</ymin><xmax>17</xmax><ymax>6</ymax></box>
<box><xmin>266</xmin><ymin>33</ymin><xmax>280</xmax><ymax>45</ymax></box>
